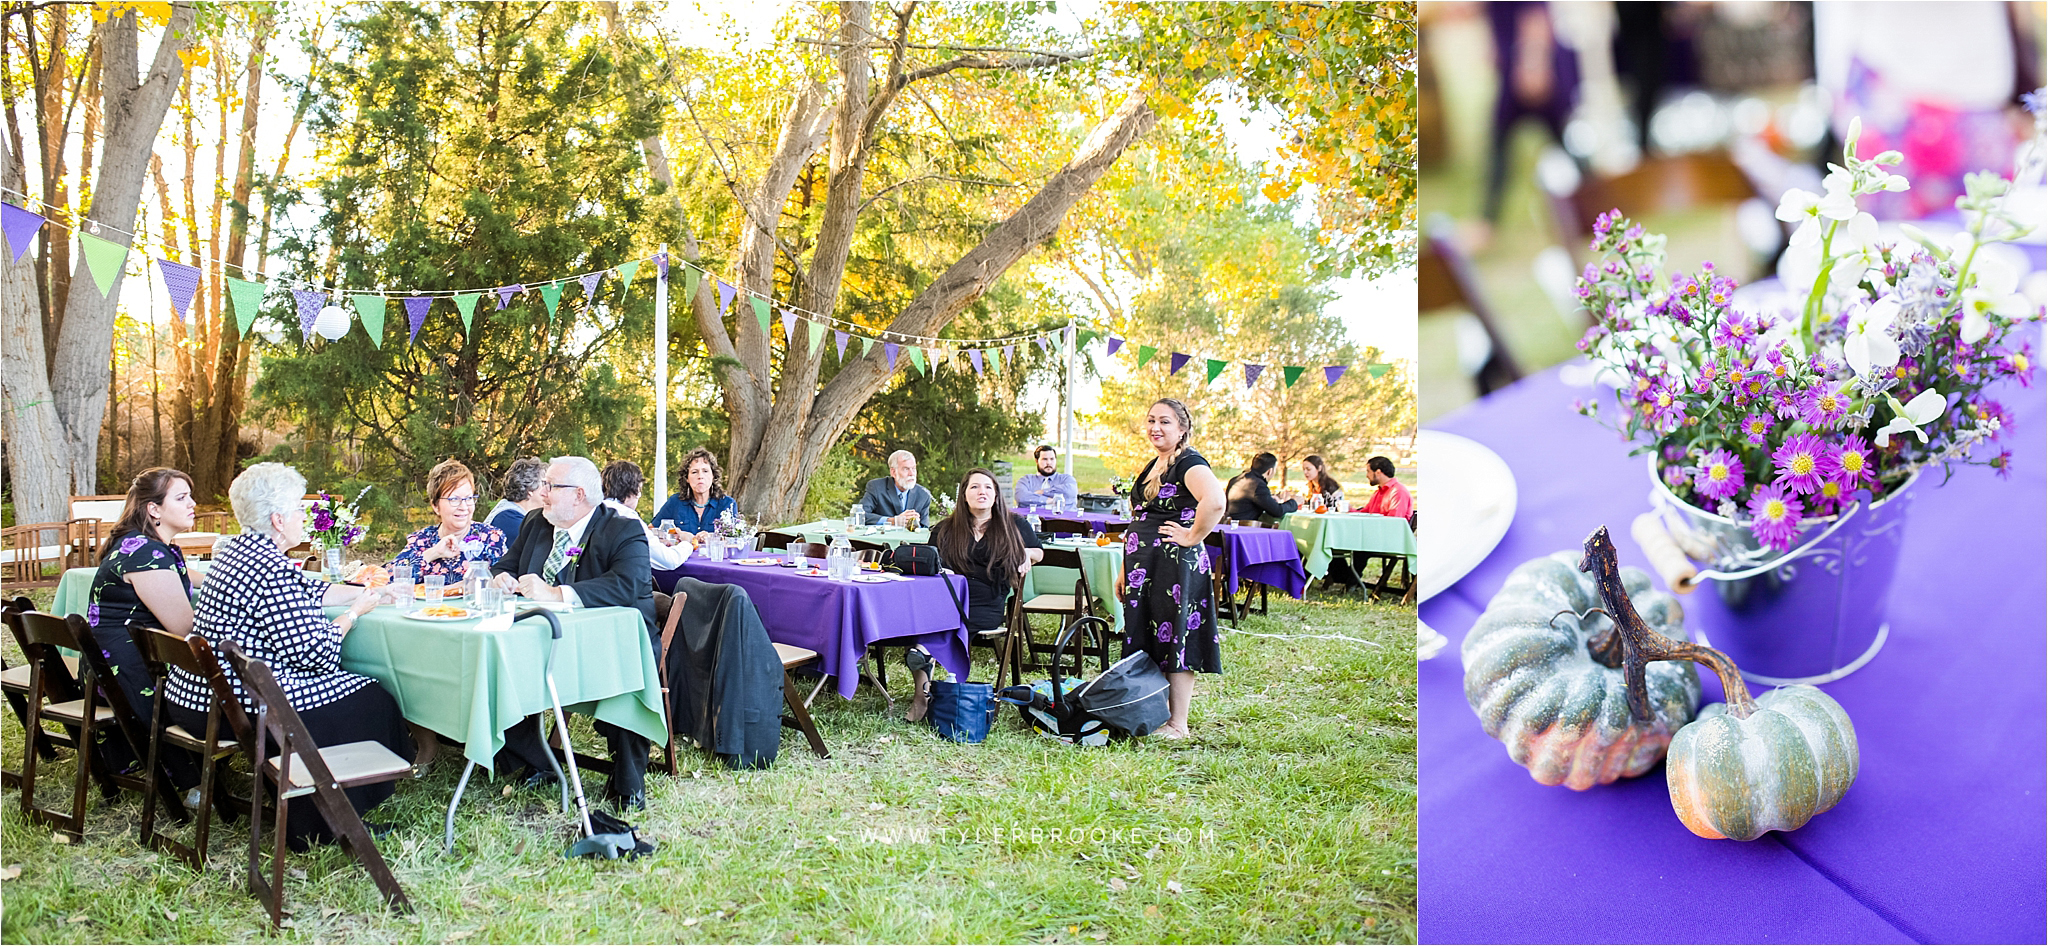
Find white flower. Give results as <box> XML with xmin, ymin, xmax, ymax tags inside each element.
<box><xmin>1831</xmin><ymin>212</ymin><xmax>1885</xmax><ymax>291</ymax></box>
<box><xmin>1844</xmin><ymin>295</ymin><xmax>1902</xmax><ymax>378</ymax></box>
<box><xmin>1874</xmin><ymin>388</ymin><xmax>1946</xmax><ymax>447</ymax></box>
<box><xmin>1818</xmin><ymin>168</ymin><xmax>1860</xmax><ymax>220</ymax></box>
<box><xmin>1959</xmin><ymin>254</ymin><xmax>2029</xmax><ymax>345</ymax></box>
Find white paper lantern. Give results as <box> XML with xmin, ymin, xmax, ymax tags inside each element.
<box><xmin>314</xmin><ymin>304</ymin><xmax>351</xmax><ymax>340</ymax></box>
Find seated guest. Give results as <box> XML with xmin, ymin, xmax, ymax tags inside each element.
<box><xmin>86</xmin><ymin>467</ymin><xmax>204</xmax><ymax>787</ymax></box>
<box><xmin>490</xmin><ymin>456</ymin><xmax>659</xmax><ymax>811</ymax></box>
<box><xmin>1360</xmin><ymin>455</ymin><xmax>1413</xmax><ymax>519</ymax></box>
<box><xmin>161</xmin><ymin>462</ymin><xmax>409</xmax><ymax>851</ymax></box>
<box><xmin>1012</xmin><ymin>444</ymin><xmax>1079</xmax><ymax>511</ymax></box>
<box><xmin>1225</xmin><ymin>452</ymin><xmax>1299</xmax><ymax>522</ymax></box>
<box><xmin>1301</xmin><ymin>455</ymin><xmax>1346</xmax><ymax>511</ymax></box>
<box><xmin>651</xmin><ymin>447</ymin><xmax>737</xmax><ymax>541</ymax></box>
<box><xmin>484</xmin><ymin>457</ymin><xmax>546</xmax><ymax>536</ymax></box>
<box><xmin>859</xmin><ymin>450</ymin><xmax>933</xmax><ymax>528</ymax></box>
<box><xmin>916</xmin><ymin>469</ymin><xmax>1041</xmax><ymax>722</ymax></box>
<box><xmin>388</xmin><ymin>459</ymin><xmax>507</xmax><ymax>584</ymax></box>
<box><xmin>601</xmin><ymin>460</ymin><xmax>691</xmax><ymax>571</ymax></box>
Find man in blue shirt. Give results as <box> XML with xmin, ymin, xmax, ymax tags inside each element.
<box><xmin>1012</xmin><ymin>444</ymin><xmax>1078</xmax><ymax>511</ymax></box>
<box><xmin>859</xmin><ymin>450</ymin><xmax>934</xmax><ymax>527</ymax></box>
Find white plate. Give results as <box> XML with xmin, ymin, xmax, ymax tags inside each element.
<box><xmin>732</xmin><ymin>558</ymin><xmax>782</xmax><ymax>566</ymax></box>
<box><xmin>852</xmin><ymin>574</ymin><xmax>893</xmax><ymax>583</ymax></box>
<box><xmin>1417</xmin><ymin>429</ymin><xmax>1518</xmax><ymax>603</ymax></box>
<box><xmin>794</xmin><ymin>567</ymin><xmax>831</xmax><ymax>577</ymax></box>
<box><xmin>405</xmin><ymin>607</ymin><xmax>476</xmax><ymax>622</ymax></box>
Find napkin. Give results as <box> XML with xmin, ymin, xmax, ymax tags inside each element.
<box><xmin>476</xmin><ymin>611</ymin><xmax>514</xmax><ymax>632</ymax></box>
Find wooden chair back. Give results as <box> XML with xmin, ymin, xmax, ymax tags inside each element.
<box><xmin>759</xmin><ymin>530</ymin><xmax>802</xmax><ymax>552</ymax></box>
<box><xmin>796</xmin><ymin>542</ymin><xmax>828</xmax><ymax>560</ymax></box>
<box><xmin>1550</xmin><ymin>151</ymin><xmax>1759</xmax><ymax>242</ymax></box>
<box><xmin>71</xmin><ymin>620</ymin><xmax>174</xmax><ymax>798</ymax></box>
<box><xmin>653</xmin><ymin>590</ymin><xmax>688</xmax><ymax>775</ymax></box>
<box><xmin>12</xmin><ymin>610</ymin><xmax>113</xmax><ymax>837</ymax></box>
<box><xmin>1419</xmin><ymin>229</ymin><xmax>1525</xmax><ymax>395</ymax></box>
<box><xmin>1</xmin><ymin>522</ymin><xmax>75</xmax><ymax>588</ymax></box>
<box><xmin>130</xmin><ymin>625</ymin><xmax>244</xmax><ymax>870</ymax></box>
<box><xmin>1036</xmin><ymin>517</ymin><xmax>1092</xmax><ymax>536</ymax></box>
<box><xmin>849</xmin><ymin>538</ymin><xmax>892</xmax><ymax>557</ymax></box>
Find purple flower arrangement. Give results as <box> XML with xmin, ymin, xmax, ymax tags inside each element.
<box><xmin>1574</xmin><ymin>113</ymin><xmax>2043</xmax><ymax>551</ymax></box>
<box><xmin>308</xmin><ymin>485</ymin><xmax>373</xmax><ymax>550</ymax></box>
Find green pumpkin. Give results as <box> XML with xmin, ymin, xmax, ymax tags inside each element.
<box><xmin>1462</xmin><ymin>551</ymin><xmax>1701</xmax><ymax>790</ymax></box>
<box><xmin>1666</xmin><ymin>684</ymin><xmax>1858</xmax><ymax>840</ymax></box>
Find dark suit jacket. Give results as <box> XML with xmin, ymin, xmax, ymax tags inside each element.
<box><xmin>667</xmin><ymin>577</ymin><xmax>784</xmax><ymax>770</ymax></box>
<box><xmin>494</xmin><ymin>503</ymin><xmax>657</xmax><ymax>639</ymax></box>
<box><xmin>1225</xmin><ymin>471</ymin><xmax>1298</xmax><ymax>522</ymax></box>
<box><xmin>858</xmin><ymin>477</ymin><xmax>934</xmax><ymax>525</ymax></box>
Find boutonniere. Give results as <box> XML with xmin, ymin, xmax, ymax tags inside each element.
<box><xmin>563</xmin><ymin>546</ymin><xmax>584</xmax><ymax>567</ymax></box>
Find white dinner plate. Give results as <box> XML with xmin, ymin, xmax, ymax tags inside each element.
<box><xmin>732</xmin><ymin>558</ymin><xmax>782</xmax><ymax>566</ymax></box>
<box><xmin>1417</xmin><ymin>429</ymin><xmax>1518</xmax><ymax>603</ymax></box>
<box><xmin>852</xmin><ymin>574</ymin><xmax>893</xmax><ymax>584</ymax></box>
<box><xmin>405</xmin><ymin>607</ymin><xmax>476</xmax><ymax>622</ymax></box>
<box><xmin>794</xmin><ymin>567</ymin><xmax>831</xmax><ymax>577</ymax></box>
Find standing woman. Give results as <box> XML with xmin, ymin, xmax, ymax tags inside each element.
<box><xmin>1121</xmin><ymin>398</ymin><xmax>1225</xmax><ymax>739</ymax></box>
<box><xmin>388</xmin><ymin>459</ymin><xmax>507</xmax><ymax>584</ymax></box>
<box><xmin>84</xmin><ymin>467</ymin><xmax>203</xmax><ymax>782</ymax></box>
<box><xmin>653</xmin><ymin>448</ymin><xmax>737</xmax><ymax>542</ymax></box>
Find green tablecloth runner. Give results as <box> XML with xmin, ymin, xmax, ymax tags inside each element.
<box><xmin>1281</xmin><ymin>512</ymin><xmax>1417</xmax><ymax>578</ymax></box>
<box><xmin>338</xmin><ymin>605</ymin><xmax>666</xmax><ymax>774</ymax></box>
<box><xmin>779</xmin><ymin>519</ymin><xmax>929</xmax><ymax>548</ymax></box>
<box><xmin>1019</xmin><ymin>540</ymin><xmax>1124</xmax><ymax>634</ymax></box>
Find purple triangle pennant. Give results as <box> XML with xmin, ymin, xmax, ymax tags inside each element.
<box><xmin>403</xmin><ymin>296</ymin><xmax>432</xmax><ymax>343</ymax></box>
<box><xmin>1106</xmin><ymin>336</ymin><xmax>1123</xmax><ymax>356</ymax></box>
<box><xmin>293</xmin><ymin>289</ymin><xmax>326</xmax><ymax>341</ymax></box>
<box><xmin>1064</xmin><ymin>325</ymin><xmax>1075</xmax><ymax>348</ymax></box>
<box><xmin>1004</xmin><ymin>344</ymin><xmax>1015</xmax><ymax>362</ymax></box>
<box><xmin>496</xmin><ymin>284</ymin><xmax>524</xmax><ymax>309</ymax></box>
<box><xmin>717</xmin><ymin>279</ymin><xmax>737</xmax><ymax>315</ymax></box>
<box><xmin>1036</xmin><ymin>334</ymin><xmax>1053</xmax><ymax>355</ymax></box>
<box><xmin>780</xmin><ymin>307</ymin><xmax>797</xmax><ymax>341</ymax></box>
<box><xmin>2</xmin><ymin>201</ymin><xmax>47</xmax><ymax>263</ymax></box>
<box><xmin>1245</xmin><ymin>364</ymin><xmax>1264</xmax><ymax>387</ymax></box>
<box><xmin>579</xmin><ymin>271</ymin><xmax>603</xmax><ymax>302</ymax></box>
<box><xmin>835</xmin><ymin>330</ymin><xmax>849</xmax><ymax>360</ymax></box>
<box><xmin>884</xmin><ymin>342</ymin><xmax>900</xmax><ymax>371</ymax></box>
<box><xmin>655</xmin><ymin>251</ymin><xmax>669</xmax><ymax>279</ymax></box>
<box><xmin>969</xmin><ymin>349</ymin><xmax>984</xmax><ymax>373</ymax></box>
<box><xmin>157</xmin><ymin>258</ymin><xmax>202</xmax><ymax>322</ymax></box>
<box><xmin>1323</xmin><ymin>365</ymin><xmax>1348</xmax><ymax>386</ymax></box>
<box><xmin>1169</xmin><ymin>352</ymin><xmax>1192</xmax><ymax>375</ymax></box>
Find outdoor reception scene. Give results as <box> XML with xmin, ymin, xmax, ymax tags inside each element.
<box><xmin>1414</xmin><ymin>2</ymin><xmax>2045</xmax><ymax>945</ymax></box>
<box><xmin>0</xmin><ymin>1</ymin><xmax>1418</xmax><ymax>943</ymax></box>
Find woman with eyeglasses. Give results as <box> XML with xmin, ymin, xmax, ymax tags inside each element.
<box><xmin>388</xmin><ymin>459</ymin><xmax>508</xmax><ymax>583</ymax></box>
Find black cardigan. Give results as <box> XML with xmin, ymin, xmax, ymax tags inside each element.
<box><xmin>1225</xmin><ymin>471</ymin><xmax>1298</xmax><ymax>521</ymax></box>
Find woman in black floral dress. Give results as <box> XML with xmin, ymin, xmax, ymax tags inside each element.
<box><xmin>1121</xmin><ymin>398</ymin><xmax>1226</xmax><ymax>739</ymax></box>
<box><xmin>85</xmin><ymin>468</ymin><xmax>203</xmax><ymax>784</ymax></box>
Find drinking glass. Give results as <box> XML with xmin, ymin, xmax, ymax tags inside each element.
<box><xmin>478</xmin><ymin>584</ymin><xmax>505</xmax><ymax>616</ymax></box>
<box><xmin>391</xmin><ymin>563</ymin><xmax>415</xmax><ymax>607</ymax></box>
<box><xmin>424</xmin><ymin>574</ymin><xmax>446</xmax><ymax>603</ymax></box>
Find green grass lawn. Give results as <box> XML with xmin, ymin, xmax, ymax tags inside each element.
<box><xmin>0</xmin><ymin>587</ymin><xmax>1414</xmax><ymax>944</ymax></box>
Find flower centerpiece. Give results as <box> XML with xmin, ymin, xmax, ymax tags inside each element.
<box><xmin>932</xmin><ymin>492</ymin><xmax>956</xmax><ymax>518</ymax></box>
<box><xmin>308</xmin><ymin>486</ymin><xmax>372</xmax><ymax>578</ymax></box>
<box><xmin>1571</xmin><ymin>109</ymin><xmax>2043</xmax><ymax>682</ymax></box>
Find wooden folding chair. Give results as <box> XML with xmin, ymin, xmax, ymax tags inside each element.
<box><xmin>11</xmin><ymin>611</ymin><xmax>118</xmax><ymax>839</ymax></box>
<box><xmin>652</xmin><ymin>590</ymin><xmax>688</xmax><ymax>776</ymax></box>
<box><xmin>759</xmin><ymin>530</ymin><xmax>803</xmax><ymax>552</ymax></box>
<box><xmin>131</xmin><ymin>626</ymin><xmax>249</xmax><ymax>871</ymax></box>
<box><xmin>1036</xmin><ymin>516</ymin><xmax>1093</xmax><ymax>537</ymax></box>
<box><xmin>1421</xmin><ymin>228</ymin><xmax>1525</xmax><ymax>397</ymax></box>
<box><xmin>216</xmin><ymin>639</ymin><xmax>412</xmax><ymax>928</ymax></box>
<box><xmin>72</xmin><ymin>620</ymin><xmax>192</xmax><ymax>821</ymax></box>
<box><xmin>771</xmin><ymin>644</ymin><xmax>829</xmax><ymax>758</ymax></box>
<box><xmin>1004</xmin><ymin>546</ymin><xmax>1109</xmax><ymax>679</ymax></box>
<box><xmin>1</xmin><ymin>522</ymin><xmax>74</xmax><ymax>589</ymax></box>
<box><xmin>848</xmin><ymin>538</ymin><xmax>891</xmax><ymax>560</ymax></box>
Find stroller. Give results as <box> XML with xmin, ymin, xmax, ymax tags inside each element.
<box><xmin>999</xmin><ymin>616</ymin><xmax>1171</xmax><ymax>745</ymax></box>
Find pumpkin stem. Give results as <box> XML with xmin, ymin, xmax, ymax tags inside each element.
<box><xmin>1578</xmin><ymin>526</ymin><xmax>1759</xmax><ymax>720</ymax></box>
<box><xmin>1552</xmin><ymin>608</ymin><xmax>1626</xmax><ymax>668</ymax></box>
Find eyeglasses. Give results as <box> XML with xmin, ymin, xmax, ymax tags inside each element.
<box><xmin>440</xmin><ymin>494</ymin><xmax>477</xmax><ymax>506</ymax></box>
<box><xmin>540</xmin><ymin>482</ymin><xmax>583</xmax><ymax>495</ymax></box>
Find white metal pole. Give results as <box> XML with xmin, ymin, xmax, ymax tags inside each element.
<box><xmin>1062</xmin><ymin>316</ymin><xmax>1076</xmax><ymax>476</ymax></box>
<box><xmin>654</xmin><ymin>244</ymin><xmax>669</xmax><ymax>506</ymax></box>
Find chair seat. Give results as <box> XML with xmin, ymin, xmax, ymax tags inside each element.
<box><xmin>266</xmin><ymin>741</ymin><xmax>412</xmax><ymax>798</ymax></box>
<box><xmin>0</xmin><ymin>664</ymin><xmax>28</xmax><ymax>690</ymax></box>
<box><xmin>41</xmin><ymin>699</ymin><xmax>116</xmax><ymax>724</ymax></box>
<box><xmin>773</xmin><ymin>643</ymin><xmax>819</xmax><ymax>669</ymax></box>
<box><xmin>1021</xmin><ymin>594</ymin><xmax>1079</xmax><ymax>612</ymax></box>
<box><xmin>165</xmin><ymin>724</ymin><xmax>240</xmax><ymax>757</ymax></box>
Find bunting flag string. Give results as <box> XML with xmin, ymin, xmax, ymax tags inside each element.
<box><xmin>1169</xmin><ymin>352</ymin><xmax>1192</xmax><ymax>376</ymax></box>
<box><xmin>404</xmin><ymin>296</ymin><xmax>431</xmax><ymax>343</ymax></box>
<box><xmin>292</xmin><ymin>290</ymin><xmax>326</xmax><ymax>341</ymax></box>
<box><xmin>157</xmin><ymin>258</ymin><xmax>201</xmax><ymax>322</ymax></box>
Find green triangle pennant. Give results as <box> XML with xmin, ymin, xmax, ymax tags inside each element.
<box><xmin>987</xmin><ymin>346</ymin><xmax>1002</xmax><ymax>372</ymax></box>
<box><xmin>683</xmin><ymin>265</ymin><xmax>700</xmax><ymax>306</ymax></box>
<box><xmin>1204</xmin><ymin>358</ymin><xmax>1227</xmax><ymax>383</ymax></box>
<box><xmin>350</xmin><ymin>293</ymin><xmax>386</xmax><ymax>348</ymax></box>
<box><xmin>1076</xmin><ymin>330</ymin><xmax>1099</xmax><ymax>350</ymax></box>
<box><xmin>454</xmin><ymin>292</ymin><xmax>481</xmax><ymax>333</ymax></box>
<box><xmin>907</xmin><ymin>346</ymin><xmax>928</xmax><ymax>375</ymax></box>
<box><xmin>749</xmin><ymin>295</ymin><xmax>771</xmax><ymax>335</ymax></box>
<box><xmin>617</xmin><ymin>260</ymin><xmax>641</xmax><ymax>298</ymax></box>
<box><xmin>1367</xmin><ymin>363</ymin><xmax>1391</xmax><ymax>378</ymax></box>
<box><xmin>1282</xmin><ymin>365</ymin><xmax>1306</xmax><ymax>388</ymax></box>
<box><xmin>1136</xmin><ymin>345</ymin><xmax>1158</xmax><ymax>369</ymax></box>
<box><xmin>861</xmin><ymin>335</ymin><xmax>877</xmax><ymax>358</ymax></box>
<box><xmin>226</xmin><ymin>276</ymin><xmax>265</xmax><ymax>335</ymax></box>
<box><xmin>806</xmin><ymin>320</ymin><xmax>825</xmax><ymax>353</ymax></box>
<box><xmin>77</xmin><ymin>232</ymin><xmax>130</xmax><ymax>297</ymax></box>
<box><xmin>539</xmin><ymin>282</ymin><xmax>563</xmax><ymax>321</ymax></box>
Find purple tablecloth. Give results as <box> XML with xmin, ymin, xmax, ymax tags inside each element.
<box><xmin>657</xmin><ymin>555</ymin><xmax>972</xmax><ymax>700</ymax></box>
<box><xmin>1417</xmin><ymin>356</ymin><xmax>2045</xmax><ymax>944</ymax></box>
<box><xmin>1215</xmin><ymin>523</ymin><xmax>1309</xmax><ymax>599</ymax></box>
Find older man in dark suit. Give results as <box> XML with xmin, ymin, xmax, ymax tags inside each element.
<box><xmin>490</xmin><ymin>455</ymin><xmax>658</xmax><ymax>811</ymax></box>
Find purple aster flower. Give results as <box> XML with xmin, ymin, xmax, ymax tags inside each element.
<box><xmin>1740</xmin><ymin>412</ymin><xmax>1773</xmax><ymax>446</ymax></box>
<box><xmin>1810</xmin><ymin>478</ymin><xmax>1845</xmax><ymax>518</ymax></box>
<box><xmin>1691</xmin><ymin>360</ymin><xmax>1717</xmax><ymax>395</ymax></box>
<box><xmin>1798</xmin><ymin>383</ymin><xmax>1849</xmax><ymax>429</ymax></box>
<box><xmin>1126</xmin><ymin>568</ymin><xmax>1147</xmax><ymax>591</ymax></box>
<box><xmin>1992</xmin><ymin>449</ymin><xmax>2015</xmax><ymax>480</ymax></box>
<box><xmin>1157</xmin><ymin>483</ymin><xmax>1179</xmax><ymax>499</ymax></box>
<box><xmin>1772</xmin><ymin>432</ymin><xmax>1829</xmax><ymax>495</ymax></box>
<box><xmin>1712</xmin><ymin>314</ymin><xmax>1757</xmax><ymax>350</ymax></box>
<box><xmin>1829</xmin><ymin>434</ymin><xmax>1876</xmax><ymax>491</ymax></box>
<box><xmin>1662</xmin><ymin>463</ymin><xmax>1691</xmax><ymax>491</ymax></box>
<box><xmin>1692</xmin><ymin>448</ymin><xmax>1745</xmax><ymax>502</ymax></box>
<box><xmin>118</xmin><ymin>535</ymin><xmax>147</xmax><ymax>557</ymax></box>
<box><xmin>2007</xmin><ymin>343</ymin><xmax>2034</xmax><ymax>387</ymax></box>
<box><xmin>1747</xmin><ymin>484</ymin><xmax>1805</xmax><ymax>553</ymax></box>
<box><xmin>1641</xmin><ymin>378</ymin><xmax>1684</xmax><ymax>429</ymax></box>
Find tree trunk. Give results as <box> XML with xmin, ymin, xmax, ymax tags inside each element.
<box><xmin>45</xmin><ymin>4</ymin><xmax>194</xmax><ymax>498</ymax></box>
<box><xmin>0</xmin><ymin>134</ymin><xmax>70</xmax><ymax>524</ymax></box>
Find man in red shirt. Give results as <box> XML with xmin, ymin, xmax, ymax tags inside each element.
<box><xmin>1361</xmin><ymin>456</ymin><xmax>1412</xmax><ymax>520</ymax></box>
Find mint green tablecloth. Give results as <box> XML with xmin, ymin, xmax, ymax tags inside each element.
<box><xmin>1281</xmin><ymin>512</ymin><xmax>1417</xmax><ymax>578</ymax></box>
<box><xmin>780</xmin><ymin>519</ymin><xmax>929</xmax><ymax>548</ymax></box>
<box><xmin>1019</xmin><ymin>540</ymin><xmax>1124</xmax><ymax>633</ymax></box>
<box><xmin>338</xmin><ymin>605</ymin><xmax>666</xmax><ymax>774</ymax></box>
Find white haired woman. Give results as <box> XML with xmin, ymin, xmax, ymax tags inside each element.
<box><xmin>160</xmin><ymin>462</ymin><xmax>414</xmax><ymax>850</ymax></box>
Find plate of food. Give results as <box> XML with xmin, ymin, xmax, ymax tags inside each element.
<box><xmin>407</xmin><ymin>605</ymin><xmax>474</xmax><ymax>621</ymax></box>
<box><xmin>794</xmin><ymin>567</ymin><xmax>831</xmax><ymax>577</ymax></box>
<box><xmin>414</xmin><ymin>583</ymin><xmax>466</xmax><ymax>599</ymax></box>
<box><xmin>859</xmin><ymin>561</ymin><xmax>884</xmax><ymax>571</ymax></box>
<box><xmin>733</xmin><ymin>557</ymin><xmax>783</xmax><ymax>567</ymax></box>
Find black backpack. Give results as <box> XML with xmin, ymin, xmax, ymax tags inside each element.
<box><xmin>882</xmin><ymin>543</ymin><xmax>944</xmax><ymax>577</ymax></box>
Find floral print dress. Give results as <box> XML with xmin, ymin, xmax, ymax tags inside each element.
<box><xmin>388</xmin><ymin>521</ymin><xmax>507</xmax><ymax>583</ymax></box>
<box><xmin>86</xmin><ymin>532</ymin><xmax>194</xmax><ymax>778</ymax></box>
<box><xmin>1121</xmin><ymin>450</ymin><xmax>1222</xmax><ymax>675</ymax></box>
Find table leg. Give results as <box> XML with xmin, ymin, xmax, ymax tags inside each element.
<box><xmin>444</xmin><ymin>761</ymin><xmax>476</xmax><ymax>856</ymax></box>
